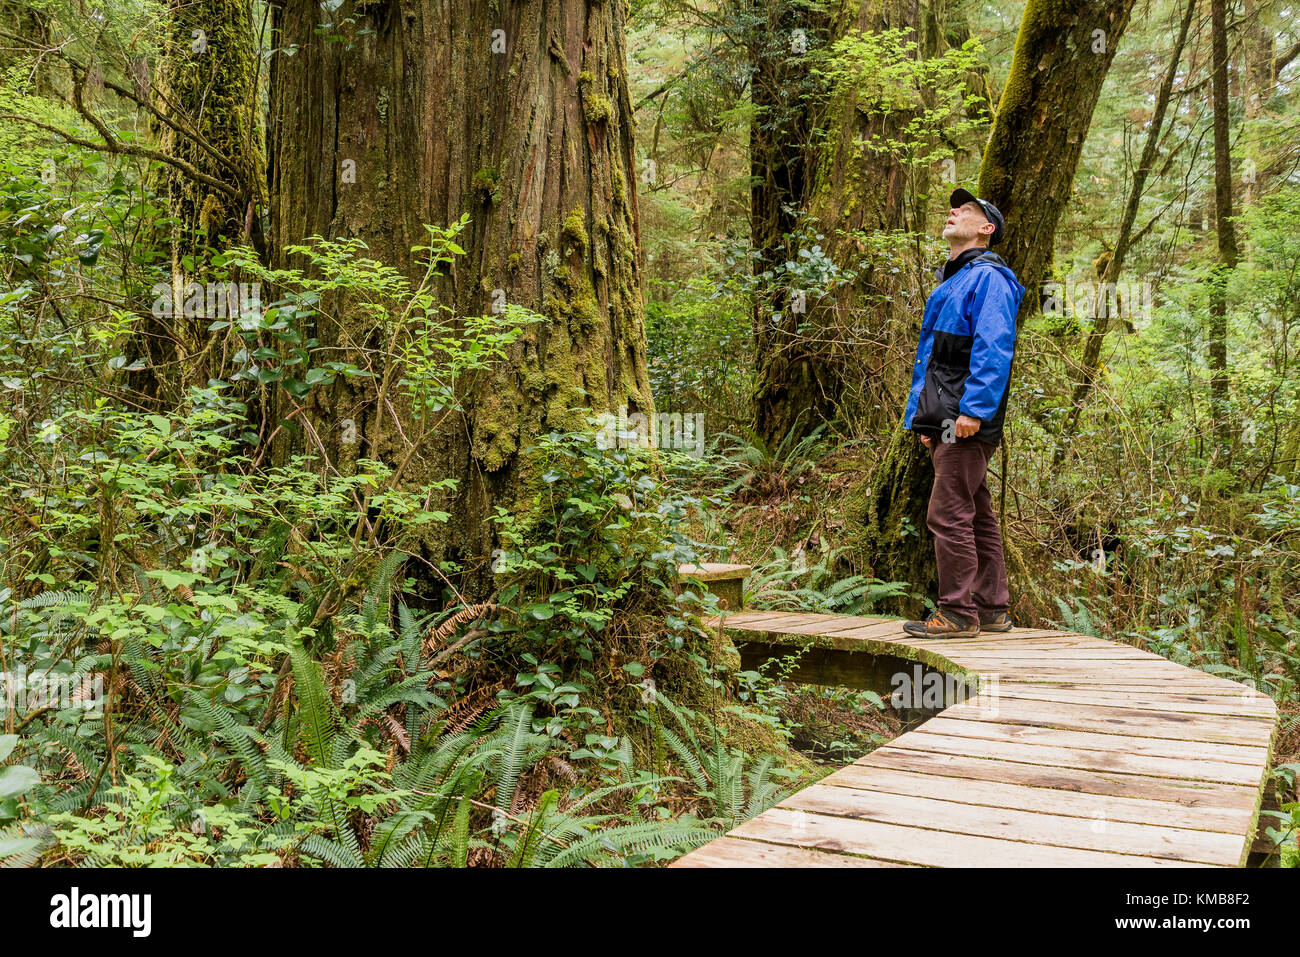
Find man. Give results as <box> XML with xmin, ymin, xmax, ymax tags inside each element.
<box><xmin>901</xmin><ymin>188</ymin><xmax>1025</xmax><ymax>638</ymax></box>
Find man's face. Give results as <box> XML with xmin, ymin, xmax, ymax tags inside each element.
<box><xmin>942</xmin><ymin>201</ymin><xmax>993</xmax><ymax>245</ymax></box>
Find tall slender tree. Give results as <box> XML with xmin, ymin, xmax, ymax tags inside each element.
<box><xmin>1207</xmin><ymin>0</ymin><xmax>1239</xmax><ymax>452</ymax></box>
<box><xmin>1057</xmin><ymin>0</ymin><xmax>1196</xmax><ymax>461</ymax></box>
<box><xmin>748</xmin><ymin>0</ymin><xmax>832</xmax><ymax>449</ymax></box>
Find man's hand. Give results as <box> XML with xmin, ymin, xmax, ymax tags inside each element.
<box><xmin>920</xmin><ymin>434</ymin><xmax>932</xmax><ymax>448</ymax></box>
<box><xmin>954</xmin><ymin>414</ymin><xmax>982</xmax><ymax>439</ymax></box>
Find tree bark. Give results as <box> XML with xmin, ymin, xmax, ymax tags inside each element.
<box><xmin>266</xmin><ymin>0</ymin><xmax>653</xmax><ymax>597</ymax></box>
<box><xmin>1208</xmin><ymin>0</ymin><xmax>1240</xmax><ymax>454</ymax></box>
<box><xmin>977</xmin><ymin>0</ymin><xmax>1137</xmax><ymax>312</ymax></box>
<box><xmin>149</xmin><ymin>0</ymin><xmax>266</xmax><ymax>394</ymax></box>
<box><xmin>751</xmin><ymin>0</ymin><xmax>931</xmax><ymax>451</ymax></box>
<box><xmin>748</xmin><ymin>0</ymin><xmax>832</xmax><ymax>450</ymax></box>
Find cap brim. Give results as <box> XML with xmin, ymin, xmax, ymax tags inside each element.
<box><xmin>949</xmin><ymin>187</ymin><xmax>979</xmax><ymax>209</ymax></box>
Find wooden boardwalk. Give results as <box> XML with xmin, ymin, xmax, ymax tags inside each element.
<box><xmin>672</xmin><ymin>606</ymin><xmax>1280</xmax><ymax>868</ymax></box>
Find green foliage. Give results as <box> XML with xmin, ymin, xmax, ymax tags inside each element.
<box><xmin>811</xmin><ymin>29</ymin><xmax>986</xmax><ymax>168</ymax></box>
<box><xmin>747</xmin><ymin>544</ymin><xmax>910</xmax><ymax>616</ymax></box>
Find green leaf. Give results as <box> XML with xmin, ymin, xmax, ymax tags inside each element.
<box><xmin>145</xmin><ymin>569</ymin><xmax>202</xmax><ymax>590</ymax></box>
<box><xmin>0</xmin><ymin>765</ymin><xmax>40</xmax><ymax>801</ymax></box>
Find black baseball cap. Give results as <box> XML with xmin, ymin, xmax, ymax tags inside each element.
<box><xmin>950</xmin><ymin>188</ymin><xmax>1005</xmax><ymax>246</ymax></box>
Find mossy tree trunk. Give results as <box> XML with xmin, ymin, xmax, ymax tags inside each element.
<box><xmin>750</xmin><ymin>0</ymin><xmax>927</xmax><ymax>450</ymax></box>
<box><xmin>808</xmin><ymin>0</ymin><xmax>946</xmax><ymax>610</ymax></box>
<box><xmin>149</xmin><ymin>0</ymin><xmax>265</xmax><ymax>394</ymax></box>
<box><xmin>963</xmin><ymin>0</ymin><xmax>1135</xmax><ymax>614</ymax></box>
<box><xmin>1055</xmin><ymin>0</ymin><xmax>1194</xmax><ymax>464</ymax></box>
<box><xmin>748</xmin><ymin>0</ymin><xmax>832</xmax><ymax>450</ymax></box>
<box><xmin>266</xmin><ymin>0</ymin><xmax>653</xmax><ymax>598</ymax></box>
<box><xmin>975</xmin><ymin>0</ymin><xmax>1136</xmax><ymax>310</ymax></box>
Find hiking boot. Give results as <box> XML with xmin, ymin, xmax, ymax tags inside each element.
<box><xmin>978</xmin><ymin>610</ymin><xmax>1013</xmax><ymax>633</ymax></box>
<box><xmin>902</xmin><ymin>609</ymin><xmax>979</xmax><ymax>638</ymax></box>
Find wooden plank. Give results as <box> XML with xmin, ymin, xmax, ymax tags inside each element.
<box><xmin>669</xmin><ymin>835</ymin><xmax>909</xmax><ymax>868</ymax></box>
<box><xmin>708</xmin><ymin>611</ymin><xmax>794</xmax><ymax>628</ymax></box>
<box><xmin>677</xmin><ymin>563</ymin><xmax>750</xmax><ymax>581</ymax></box>
<box><xmin>729</xmin><ymin>807</ymin><xmax>1212</xmax><ymax>867</ymax></box>
<box><xmin>944</xmin><ymin>648</ymin><xmax>1167</xmax><ymax>661</ymax></box>
<box><xmin>723</xmin><ymin>613</ymin><xmax>843</xmax><ymax>631</ymax></box>
<box><xmin>861</xmin><ymin>747</ymin><xmax>1261</xmax><ymax>810</ymax></box>
<box><xmin>916</xmin><ymin>638</ymin><xmax>1113</xmax><ymax>651</ymax></box>
<box><xmin>890</xmin><ymin>730</ymin><xmax>1263</xmax><ymax>785</ymax></box>
<box><xmin>779</xmin><ymin>783</ymin><xmax>1244</xmax><ymax>865</ymax></box>
<box><xmin>816</xmin><ymin>621</ymin><xmax>918</xmax><ymax>641</ymax></box>
<box><xmin>918</xmin><ymin>715</ymin><xmax>1269</xmax><ymax>765</ymax></box>
<box><xmin>996</xmin><ymin>676</ymin><xmax>1253</xmax><ymax>693</ymax></box>
<box><xmin>937</xmin><ymin>658</ymin><xmax>1190</xmax><ymax>675</ymax></box>
<box><xmin>991</xmin><ymin>684</ymin><xmax>1278</xmax><ymax>718</ymax></box>
<box><xmin>821</xmin><ymin>763</ymin><xmax>1253</xmax><ymax>833</ymax></box>
<box><xmin>739</xmin><ymin>618</ymin><xmax>900</xmax><ymax>638</ymax></box>
<box><xmin>947</xmin><ymin>696</ymin><xmax>1276</xmax><ymax>746</ymax></box>
<box><xmin>910</xmin><ymin>629</ymin><xmax>1090</xmax><ymax>642</ymax></box>
<box><xmin>968</xmin><ymin>668</ymin><xmax>1241</xmax><ymax>686</ymax></box>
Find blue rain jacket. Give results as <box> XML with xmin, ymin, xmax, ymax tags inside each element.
<box><xmin>903</xmin><ymin>251</ymin><xmax>1025</xmax><ymax>446</ymax></box>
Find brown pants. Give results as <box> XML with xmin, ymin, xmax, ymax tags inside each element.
<box><xmin>927</xmin><ymin>438</ymin><xmax>1008</xmax><ymax>623</ymax></box>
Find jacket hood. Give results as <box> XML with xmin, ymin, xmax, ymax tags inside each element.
<box><xmin>934</xmin><ymin>250</ymin><xmax>1023</xmax><ymax>294</ymax></box>
<box><xmin>972</xmin><ymin>252</ymin><xmax>1024</xmax><ymax>293</ymax></box>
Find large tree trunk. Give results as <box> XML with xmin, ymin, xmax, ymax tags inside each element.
<box><xmin>1208</xmin><ymin>0</ymin><xmax>1239</xmax><ymax>455</ymax></box>
<box><xmin>750</xmin><ymin>0</ymin><xmax>931</xmax><ymax>451</ymax></box>
<box><xmin>977</xmin><ymin>0</ymin><xmax>1137</xmax><ymax>310</ymax></box>
<box><xmin>149</xmin><ymin>0</ymin><xmax>265</xmax><ymax>394</ymax></box>
<box><xmin>964</xmin><ymin>0</ymin><xmax>1137</xmax><ymax>612</ymax></box>
<box><xmin>266</xmin><ymin>0</ymin><xmax>653</xmax><ymax>597</ymax></box>
<box><xmin>818</xmin><ymin>0</ymin><xmax>948</xmax><ymax>606</ymax></box>
<box><xmin>748</xmin><ymin>0</ymin><xmax>831</xmax><ymax>450</ymax></box>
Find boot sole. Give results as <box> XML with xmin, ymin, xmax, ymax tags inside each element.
<box><xmin>902</xmin><ymin>623</ymin><xmax>979</xmax><ymax>639</ymax></box>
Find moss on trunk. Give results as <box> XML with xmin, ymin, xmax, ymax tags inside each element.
<box><xmin>266</xmin><ymin>0</ymin><xmax>653</xmax><ymax>599</ymax></box>
<box><xmin>149</xmin><ymin>0</ymin><xmax>266</xmax><ymax>393</ymax></box>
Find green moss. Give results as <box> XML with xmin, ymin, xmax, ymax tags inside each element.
<box><xmin>560</xmin><ymin>207</ymin><xmax>590</xmax><ymax>255</ymax></box>
<box><xmin>570</xmin><ymin>291</ymin><xmax>600</xmax><ymax>332</ymax></box>
<box><xmin>584</xmin><ymin>92</ymin><xmax>613</xmax><ymax>124</ymax></box>
<box><xmin>472</xmin><ymin>166</ymin><xmax>501</xmax><ymax>204</ymax></box>
<box><xmin>578</xmin><ymin>69</ymin><xmax>612</xmax><ymax>124</ymax></box>
<box><xmin>543</xmin><ymin>248</ymin><xmax>568</xmax><ymax>283</ymax></box>
<box><xmin>612</xmin><ymin>165</ymin><xmax>628</xmax><ymax>209</ymax></box>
